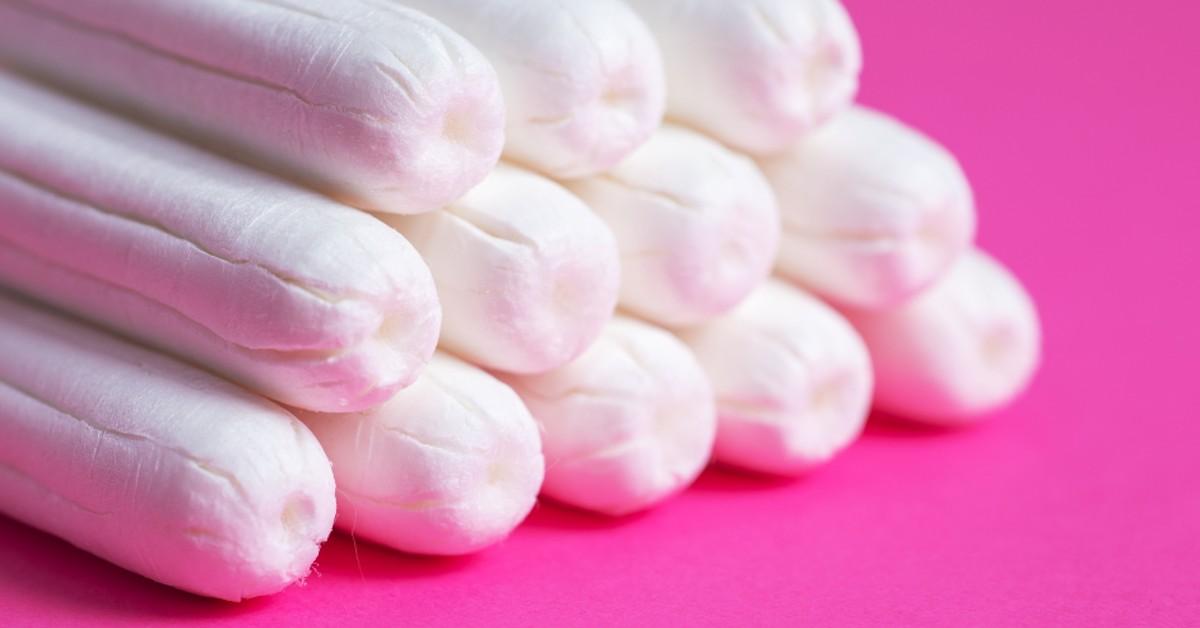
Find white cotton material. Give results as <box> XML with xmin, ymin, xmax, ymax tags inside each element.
<box><xmin>678</xmin><ymin>280</ymin><xmax>871</xmax><ymax>476</ymax></box>
<box><xmin>0</xmin><ymin>293</ymin><xmax>336</xmax><ymax>602</ymax></box>
<box><xmin>627</xmin><ymin>0</ymin><xmax>861</xmax><ymax>155</ymax></box>
<box><xmin>384</xmin><ymin>164</ymin><xmax>620</xmax><ymax>374</ymax></box>
<box><xmin>295</xmin><ymin>353</ymin><xmax>543</xmax><ymax>556</ymax></box>
<box><xmin>844</xmin><ymin>249</ymin><xmax>1041</xmax><ymax>425</ymax></box>
<box><xmin>499</xmin><ymin>317</ymin><xmax>716</xmax><ymax>516</ymax></box>
<box><xmin>566</xmin><ymin>126</ymin><xmax>780</xmax><ymax>327</ymax></box>
<box><xmin>0</xmin><ymin>72</ymin><xmax>440</xmax><ymax>413</ymax></box>
<box><xmin>759</xmin><ymin>106</ymin><xmax>977</xmax><ymax>309</ymax></box>
<box><xmin>390</xmin><ymin>0</ymin><xmax>665</xmax><ymax>178</ymax></box>
<box><xmin>0</xmin><ymin>0</ymin><xmax>505</xmax><ymax>214</ymax></box>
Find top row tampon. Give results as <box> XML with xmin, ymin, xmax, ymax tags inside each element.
<box><xmin>0</xmin><ymin>0</ymin><xmax>506</xmax><ymax>214</ymax></box>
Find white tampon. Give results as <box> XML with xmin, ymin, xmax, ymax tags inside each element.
<box><xmin>383</xmin><ymin>164</ymin><xmax>620</xmax><ymax>374</ymax></box>
<box><xmin>677</xmin><ymin>280</ymin><xmax>871</xmax><ymax>475</ymax></box>
<box><xmin>0</xmin><ymin>0</ymin><xmax>504</xmax><ymax>214</ymax></box>
<box><xmin>390</xmin><ymin>0</ymin><xmax>665</xmax><ymax>178</ymax></box>
<box><xmin>0</xmin><ymin>293</ymin><xmax>335</xmax><ymax>601</ymax></box>
<box><xmin>295</xmin><ymin>353</ymin><xmax>543</xmax><ymax>556</ymax></box>
<box><xmin>843</xmin><ymin>249</ymin><xmax>1041</xmax><ymax>425</ymax></box>
<box><xmin>499</xmin><ymin>317</ymin><xmax>716</xmax><ymax>516</ymax></box>
<box><xmin>759</xmin><ymin>106</ymin><xmax>977</xmax><ymax>309</ymax></box>
<box><xmin>0</xmin><ymin>72</ymin><xmax>440</xmax><ymax>413</ymax></box>
<box><xmin>626</xmin><ymin>0</ymin><xmax>861</xmax><ymax>155</ymax></box>
<box><xmin>565</xmin><ymin>125</ymin><xmax>780</xmax><ymax>327</ymax></box>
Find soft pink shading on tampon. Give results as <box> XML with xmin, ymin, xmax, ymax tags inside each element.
<box><xmin>761</xmin><ymin>106</ymin><xmax>976</xmax><ymax>310</ymax></box>
<box><xmin>844</xmin><ymin>249</ymin><xmax>1041</xmax><ymax>425</ymax></box>
<box><xmin>0</xmin><ymin>1</ymin><xmax>1191</xmax><ymax>623</ymax></box>
<box><xmin>678</xmin><ymin>279</ymin><xmax>871</xmax><ymax>475</ymax></box>
<box><xmin>384</xmin><ymin>164</ymin><xmax>620</xmax><ymax>374</ymax></box>
<box><xmin>295</xmin><ymin>353</ymin><xmax>544</xmax><ymax>556</ymax></box>
<box><xmin>0</xmin><ymin>293</ymin><xmax>335</xmax><ymax>602</ymax></box>
<box><xmin>627</xmin><ymin>0</ymin><xmax>861</xmax><ymax>155</ymax></box>
<box><xmin>0</xmin><ymin>71</ymin><xmax>441</xmax><ymax>413</ymax></box>
<box><xmin>566</xmin><ymin>125</ymin><xmax>780</xmax><ymax>327</ymax></box>
<box><xmin>0</xmin><ymin>0</ymin><xmax>505</xmax><ymax>214</ymax></box>
<box><xmin>390</xmin><ymin>0</ymin><xmax>665</xmax><ymax>178</ymax></box>
<box><xmin>499</xmin><ymin>317</ymin><xmax>716</xmax><ymax>516</ymax></box>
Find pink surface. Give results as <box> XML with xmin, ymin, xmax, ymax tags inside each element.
<box><xmin>2</xmin><ymin>0</ymin><xmax>1198</xmax><ymax>625</ymax></box>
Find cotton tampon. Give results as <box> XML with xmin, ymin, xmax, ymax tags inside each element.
<box><xmin>843</xmin><ymin>249</ymin><xmax>1041</xmax><ymax>425</ymax></box>
<box><xmin>390</xmin><ymin>0</ymin><xmax>665</xmax><ymax>178</ymax></box>
<box><xmin>499</xmin><ymin>317</ymin><xmax>716</xmax><ymax>516</ymax></box>
<box><xmin>295</xmin><ymin>353</ymin><xmax>543</xmax><ymax>555</ymax></box>
<box><xmin>626</xmin><ymin>0</ymin><xmax>861</xmax><ymax>155</ymax></box>
<box><xmin>0</xmin><ymin>0</ymin><xmax>504</xmax><ymax>214</ymax></box>
<box><xmin>0</xmin><ymin>293</ymin><xmax>336</xmax><ymax>601</ymax></box>
<box><xmin>383</xmin><ymin>164</ymin><xmax>620</xmax><ymax>374</ymax></box>
<box><xmin>565</xmin><ymin>125</ymin><xmax>780</xmax><ymax>327</ymax></box>
<box><xmin>677</xmin><ymin>280</ymin><xmax>871</xmax><ymax>475</ymax></box>
<box><xmin>759</xmin><ymin>106</ymin><xmax>977</xmax><ymax>309</ymax></box>
<box><xmin>0</xmin><ymin>72</ymin><xmax>440</xmax><ymax>412</ymax></box>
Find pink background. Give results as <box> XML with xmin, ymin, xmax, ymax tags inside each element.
<box><xmin>2</xmin><ymin>0</ymin><xmax>1198</xmax><ymax>625</ymax></box>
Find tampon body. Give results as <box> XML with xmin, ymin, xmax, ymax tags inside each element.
<box><xmin>0</xmin><ymin>72</ymin><xmax>440</xmax><ymax>412</ymax></box>
<box><xmin>0</xmin><ymin>0</ymin><xmax>505</xmax><ymax>214</ymax></box>
<box><xmin>759</xmin><ymin>106</ymin><xmax>977</xmax><ymax>309</ymax></box>
<box><xmin>499</xmin><ymin>317</ymin><xmax>716</xmax><ymax>516</ymax></box>
<box><xmin>565</xmin><ymin>125</ymin><xmax>779</xmax><ymax>327</ymax></box>
<box><xmin>384</xmin><ymin>164</ymin><xmax>620</xmax><ymax>374</ymax></box>
<box><xmin>843</xmin><ymin>249</ymin><xmax>1041</xmax><ymax>425</ymax></box>
<box><xmin>391</xmin><ymin>0</ymin><xmax>665</xmax><ymax>178</ymax></box>
<box><xmin>626</xmin><ymin>0</ymin><xmax>861</xmax><ymax>155</ymax></box>
<box><xmin>296</xmin><ymin>353</ymin><xmax>543</xmax><ymax>555</ymax></box>
<box><xmin>0</xmin><ymin>293</ymin><xmax>335</xmax><ymax>602</ymax></box>
<box><xmin>677</xmin><ymin>280</ymin><xmax>871</xmax><ymax>475</ymax></box>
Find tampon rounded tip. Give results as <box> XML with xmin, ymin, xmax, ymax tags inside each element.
<box><xmin>568</xmin><ymin>126</ymin><xmax>780</xmax><ymax>327</ymax></box>
<box><xmin>679</xmin><ymin>280</ymin><xmax>871</xmax><ymax>476</ymax></box>
<box><xmin>297</xmin><ymin>353</ymin><xmax>544</xmax><ymax>556</ymax></box>
<box><xmin>217</xmin><ymin>420</ymin><xmax>337</xmax><ymax>600</ymax></box>
<box><xmin>845</xmin><ymin>249</ymin><xmax>1041</xmax><ymax>425</ymax></box>
<box><xmin>630</xmin><ymin>0</ymin><xmax>861</xmax><ymax>154</ymax></box>
<box><xmin>386</xmin><ymin>165</ymin><xmax>620</xmax><ymax>374</ymax></box>
<box><xmin>521</xmin><ymin>1</ymin><xmax>667</xmax><ymax>178</ymax></box>
<box><xmin>400</xmin><ymin>0</ymin><xmax>666</xmax><ymax>180</ymax></box>
<box><xmin>761</xmin><ymin>106</ymin><xmax>977</xmax><ymax>310</ymax></box>
<box><xmin>502</xmin><ymin>317</ymin><xmax>717</xmax><ymax>516</ymax></box>
<box><xmin>0</xmin><ymin>295</ymin><xmax>337</xmax><ymax>601</ymax></box>
<box><xmin>367</xmin><ymin>15</ymin><xmax>508</xmax><ymax>213</ymax></box>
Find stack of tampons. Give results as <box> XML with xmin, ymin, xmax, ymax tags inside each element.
<box><xmin>0</xmin><ymin>0</ymin><xmax>1040</xmax><ymax>601</ymax></box>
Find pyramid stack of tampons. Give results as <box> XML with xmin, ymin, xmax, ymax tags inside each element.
<box><xmin>0</xmin><ymin>0</ymin><xmax>1039</xmax><ymax>601</ymax></box>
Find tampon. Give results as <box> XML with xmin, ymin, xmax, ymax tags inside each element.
<box><xmin>626</xmin><ymin>0</ymin><xmax>861</xmax><ymax>154</ymax></box>
<box><xmin>843</xmin><ymin>249</ymin><xmax>1041</xmax><ymax>425</ymax></box>
<box><xmin>384</xmin><ymin>164</ymin><xmax>620</xmax><ymax>374</ymax></box>
<box><xmin>0</xmin><ymin>0</ymin><xmax>505</xmax><ymax>214</ymax></box>
<box><xmin>295</xmin><ymin>353</ymin><xmax>543</xmax><ymax>556</ymax></box>
<box><xmin>499</xmin><ymin>317</ymin><xmax>716</xmax><ymax>516</ymax></box>
<box><xmin>565</xmin><ymin>125</ymin><xmax>779</xmax><ymax>327</ymax></box>
<box><xmin>0</xmin><ymin>72</ymin><xmax>440</xmax><ymax>412</ymax></box>
<box><xmin>677</xmin><ymin>280</ymin><xmax>871</xmax><ymax>475</ymax></box>
<box><xmin>759</xmin><ymin>106</ymin><xmax>977</xmax><ymax>309</ymax></box>
<box><xmin>391</xmin><ymin>0</ymin><xmax>665</xmax><ymax>178</ymax></box>
<box><xmin>0</xmin><ymin>293</ymin><xmax>335</xmax><ymax>601</ymax></box>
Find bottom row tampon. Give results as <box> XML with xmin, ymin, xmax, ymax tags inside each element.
<box><xmin>0</xmin><ymin>251</ymin><xmax>1037</xmax><ymax>598</ymax></box>
<box><xmin>501</xmin><ymin>317</ymin><xmax>717</xmax><ymax>516</ymax></box>
<box><xmin>295</xmin><ymin>353</ymin><xmax>545</xmax><ymax>555</ymax></box>
<box><xmin>0</xmin><ymin>292</ymin><xmax>335</xmax><ymax>601</ymax></box>
<box><xmin>679</xmin><ymin>280</ymin><xmax>873</xmax><ymax>476</ymax></box>
<box><xmin>844</xmin><ymin>248</ymin><xmax>1041</xmax><ymax>425</ymax></box>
